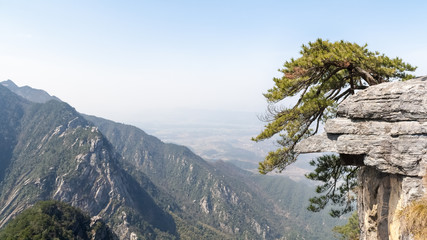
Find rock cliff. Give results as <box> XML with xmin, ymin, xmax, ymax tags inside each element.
<box><xmin>295</xmin><ymin>76</ymin><xmax>427</xmax><ymax>239</ymax></box>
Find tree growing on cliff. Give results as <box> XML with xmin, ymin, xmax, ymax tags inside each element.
<box><xmin>253</xmin><ymin>39</ymin><xmax>416</xmax><ymax>215</ymax></box>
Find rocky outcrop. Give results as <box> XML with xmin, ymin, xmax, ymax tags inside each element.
<box><xmin>295</xmin><ymin>76</ymin><xmax>427</xmax><ymax>239</ymax></box>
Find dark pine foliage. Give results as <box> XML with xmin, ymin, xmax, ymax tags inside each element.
<box><xmin>305</xmin><ymin>155</ymin><xmax>358</xmax><ymax>217</ymax></box>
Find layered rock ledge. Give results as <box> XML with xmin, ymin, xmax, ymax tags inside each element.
<box><xmin>295</xmin><ymin>76</ymin><xmax>427</xmax><ymax>240</ymax></box>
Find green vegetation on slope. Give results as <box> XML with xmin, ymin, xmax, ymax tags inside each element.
<box><xmin>0</xmin><ymin>82</ymin><xmax>346</xmax><ymax>239</ymax></box>
<box><xmin>0</xmin><ymin>85</ymin><xmax>29</xmax><ymax>182</ymax></box>
<box><xmin>87</xmin><ymin>114</ymin><xmax>345</xmax><ymax>239</ymax></box>
<box><xmin>250</xmin><ymin>172</ymin><xmax>345</xmax><ymax>239</ymax></box>
<box><xmin>0</xmin><ymin>86</ymin><xmax>178</xmax><ymax>239</ymax></box>
<box><xmin>332</xmin><ymin>211</ymin><xmax>360</xmax><ymax>240</ymax></box>
<box><xmin>0</xmin><ymin>200</ymin><xmax>117</xmax><ymax>240</ymax></box>
<box><xmin>85</xmin><ymin>115</ymin><xmax>282</xmax><ymax>238</ymax></box>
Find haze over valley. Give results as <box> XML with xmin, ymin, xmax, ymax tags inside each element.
<box><xmin>1</xmin><ymin>1</ymin><xmax>426</xmax><ymax>239</ymax></box>
<box><xmin>0</xmin><ymin>80</ymin><xmax>343</xmax><ymax>239</ymax></box>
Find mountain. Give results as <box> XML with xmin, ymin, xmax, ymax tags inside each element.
<box><xmin>0</xmin><ymin>80</ymin><xmax>344</xmax><ymax>239</ymax></box>
<box><xmin>0</xmin><ymin>200</ymin><xmax>117</xmax><ymax>239</ymax></box>
<box><xmin>0</xmin><ymin>84</ymin><xmax>177</xmax><ymax>239</ymax></box>
<box><xmin>83</xmin><ymin>115</ymin><xmax>344</xmax><ymax>239</ymax></box>
<box><xmin>84</xmin><ymin>114</ymin><xmax>283</xmax><ymax>239</ymax></box>
<box><xmin>1</xmin><ymin>80</ymin><xmax>61</xmax><ymax>103</ymax></box>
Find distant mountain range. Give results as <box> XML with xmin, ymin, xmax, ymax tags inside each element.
<box><xmin>1</xmin><ymin>80</ymin><xmax>61</xmax><ymax>103</ymax></box>
<box><xmin>0</xmin><ymin>80</ymin><xmax>343</xmax><ymax>239</ymax></box>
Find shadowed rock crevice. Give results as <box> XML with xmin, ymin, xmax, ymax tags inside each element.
<box><xmin>340</xmin><ymin>154</ymin><xmax>365</xmax><ymax>166</ymax></box>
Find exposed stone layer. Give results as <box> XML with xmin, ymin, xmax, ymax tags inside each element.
<box><xmin>295</xmin><ymin>76</ymin><xmax>427</xmax><ymax>240</ymax></box>
<box><xmin>337</xmin><ymin>76</ymin><xmax>427</xmax><ymax>121</ymax></box>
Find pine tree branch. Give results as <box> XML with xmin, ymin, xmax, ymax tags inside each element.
<box><xmin>354</xmin><ymin>66</ymin><xmax>382</xmax><ymax>85</ymax></box>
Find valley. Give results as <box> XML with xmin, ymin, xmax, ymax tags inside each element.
<box><xmin>131</xmin><ymin>110</ymin><xmax>319</xmax><ymax>182</ymax></box>
<box><xmin>0</xmin><ymin>80</ymin><xmax>344</xmax><ymax>239</ymax></box>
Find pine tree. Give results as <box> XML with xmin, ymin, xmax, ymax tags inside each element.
<box><xmin>253</xmin><ymin>38</ymin><xmax>416</xmax><ymax>173</ymax></box>
<box><xmin>253</xmin><ymin>39</ymin><xmax>416</xmax><ymax>215</ymax></box>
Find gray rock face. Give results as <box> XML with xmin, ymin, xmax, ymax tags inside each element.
<box><xmin>337</xmin><ymin>76</ymin><xmax>427</xmax><ymax>121</ymax></box>
<box><xmin>295</xmin><ymin>76</ymin><xmax>427</xmax><ymax>240</ymax></box>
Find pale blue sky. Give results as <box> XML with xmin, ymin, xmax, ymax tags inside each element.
<box><xmin>1</xmin><ymin>0</ymin><xmax>426</xmax><ymax>124</ymax></box>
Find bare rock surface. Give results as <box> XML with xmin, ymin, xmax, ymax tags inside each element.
<box><xmin>296</xmin><ymin>76</ymin><xmax>427</xmax><ymax>240</ymax></box>
<box><xmin>337</xmin><ymin>76</ymin><xmax>427</xmax><ymax>121</ymax></box>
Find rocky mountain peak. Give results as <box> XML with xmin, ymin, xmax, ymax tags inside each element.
<box><xmin>0</xmin><ymin>80</ymin><xmax>18</xmax><ymax>89</ymax></box>
<box><xmin>0</xmin><ymin>79</ymin><xmax>61</xmax><ymax>103</ymax></box>
<box><xmin>296</xmin><ymin>76</ymin><xmax>427</xmax><ymax>240</ymax></box>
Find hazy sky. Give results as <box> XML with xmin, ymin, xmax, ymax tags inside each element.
<box><xmin>1</xmin><ymin>0</ymin><xmax>426</xmax><ymax>125</ymax></box>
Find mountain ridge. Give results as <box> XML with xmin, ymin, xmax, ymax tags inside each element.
<box><xmin>1</xmin><ymin>80</ymin><xmax>61</xmax><ymax>103</ymax></box>
<box><xmin>0</xmin><ymin>80</ymin><xmax>344</xmax><ymax>239</ymax></box>
<box><xmin>0</xmin><ymin>84</ymin><xmax>177</xmax><ymax>239</ymax></box>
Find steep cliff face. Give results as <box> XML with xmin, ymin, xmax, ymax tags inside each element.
<box><xmin>296</xmin><ymin>76</ymin><xmax>427</xmax><ymax>239</ymax></box>
<box><xmin>84</xmin><ymin>115</ymin><xmax>288</xmax><ymax>239</ymax></box>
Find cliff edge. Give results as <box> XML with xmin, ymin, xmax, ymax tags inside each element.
<box><xmin>295</xmin><ymin>76</ymin><xmax>427</xmax><ymax>240</ymax></box>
